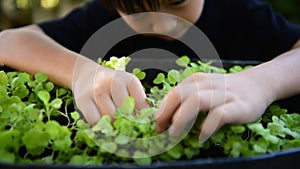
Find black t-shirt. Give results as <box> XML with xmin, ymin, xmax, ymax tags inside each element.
<box><xmin>39</xmin><ymin>0</ymin><xmax>300</xmax><ymax>61</ymax></box>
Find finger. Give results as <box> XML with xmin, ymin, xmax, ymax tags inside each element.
<box><xmin>155</xmin><ymin>86</ymin><xmax>182</xmax><ymax>132</ymax></box>
<box><xmin>199</xmin><ymin>103</ymin><xmax>235</xmax><ymax>143</ymax></box>
<box><xmin>154</xmin><ymin>71</ymin><xmax>223</xmax><ymax>133</ymax></box>
<box><xmin>167</xmin><ymin>90</ymin><xmax>222</xmax><ymax>137</ymax></box>
<box><xmin>94</xmin><ymin>93</ymin><xmax>116</xmax><ymax>117</ymax></box>
<box><xmin>155</xmin><ymin>81</ymin><xmax>203</xmax><ymax>132</ymax></box>
<box><xmin>180</xmin><ymin>72</ymin><xmax>207</xmax><ymax>85</ymax></box>
<box><xmin>111</xmin><ymin>80</ymin><xmax>129</xmax><ymax>108</ymax></box>
<box><xmin>75</xmin><ymin>93</ymin><xmax>101</xmax><ymax>125</ymax></box>
<box><xmin>128</xmin><ymin>76</ymin><xmax>149</xmax><ymax>110</ymax></box>
<box><xmin>155</xmin><ymin>86</ymin><xmax>223</xmax><ymax>133</ymax></box>
<box><xmin>182</xmin><ymin>73</ymin><xmax>226</xmax><ymax>90</ymax></box>
<box><xmin>168</xmin><ymin>94</ymin><xmax>200</xmax><ymax>137</ymax></box>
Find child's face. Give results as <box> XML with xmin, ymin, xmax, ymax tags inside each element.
<box><xmin>117</xmin><ymin>0</ymin><xmax>205</xmax><ymax>40</ymax></box>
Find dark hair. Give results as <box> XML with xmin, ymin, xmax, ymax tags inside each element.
<box><xmin>101</xmin><ymin>0</ymin><xmax>169</xmax><ymax>14</ymax></box>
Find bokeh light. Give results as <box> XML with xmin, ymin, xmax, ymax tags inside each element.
<box><xmin>16</xmin><ymin>0</ymin><xmax>31</xmax><ymax>9</ymax></box>
<box><xmin>40</xmin><ymin>0</ymin><xmax>60</xmax><ymax>9</ymax></box>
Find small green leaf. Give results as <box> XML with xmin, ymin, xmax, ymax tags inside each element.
<box><xmin>116</xmin><ymin>149</ymin><xmax>130</xmax><ymax>157</ymax></box>
<box><xmin>153</xmin><ymin>73</ymin><xmax>165</xmax><ymax>84</ymax></box>
<box><xmin>133</xmin><ymin>151</ymin><xmax>152</xmax><ymax>165</ymax></box>
<box><xmin>50</xmin><ymin>98</ymin><xmax>63</xmax><ymax>109</ymax></box>
<box><xmin>118</xmin><ymin>97</ymin><xmax>135</xmax><ymax>115</ymax></box>
<box><xmin>12</xmin><ymin>85</ymin><xmax>29</xmax><ymax>99</ymax></box>
<box><xmin>168</xmin><ymin>70</ymin><xmax>181</xmax><ymax>85</ymax></box>
<box><xmin>184</xmin><ymin>148</ymin><xmax>199</xmax><ymax>159</ymax></box>
<box><xmin>69</xmin><ymin>155</ymin><xmax>92</xmax><ymax>165</ymax></box>
<box><xmin>70</xmin><ymin>111</ymin><xmax>80</xmax><ymax>121</ymax></box>
<box><xmin>45</xmin><ymin>82</ymin><xmax>55</xmax><ymax>92</ymax></box>
<box><xmin>57</xmin><ymin>88</ymin><xmax>68</xmax><ymax>97</ymax></box>
<box><xmin>281</xmin><ymin>113</ymin><xmax>300</xmax><ymax>130</ymax></box>
<box><xmin>176</xmin><ymin>56</ymin><xmax>190</xmax><ymax>67</ymax></box>
<box><xmin>0</xmin><ymin>71</ymin><xmax>8</xmax><ymax>86</ymax></box>
<box><xmin>6</xmin><ymin>72</ymin><xmax>18</xmax><ymax>79</ymax></box>
<box><xmin>37</xmin><ymin>90</ymin><xmax>50</xmax><ymax>105</ymax></box>
<box><xmin>18</xmin><ymin>72</ymin><xmax>30</xmax><ymax>82</ymax></box>
<box><xmin>92</xmin><ymin>115</ymin><xmax>114</xmax><ymax>134</ymax></box>
<box><xmin>0</xmin><ymin>85</ymin><xmax>8</xmax><ymax>100</ymax></box>
<box><xmin>137</xmin><ymin>71</ymin><xmax>146</xmax><ymax>80</ymax></box>
<box><xmin>183</xmin><ymin>67</ymin><xmax>194</xmax><ymax>78</ymax></box>
<box><xmin>35</xmin><ymin>73</ymin><xmax>48</xmax><ymax>83</ymax></box>
<box><xmin>115</xmin><ymin>134</ymin><xmax>129</xmax><ymax>145</ymax></box>
<box><xmin>97</xmin><ymin>58</ymin><xmax>103</xmax><ymax>64</ymax></box>
<box><xmin>75</xmin><ymin>130</ymin><xmax>96</xmax><ymax>148</ymax></box>
<box><xmin>133</xmin><ymin>68</ymin><xmax>141</xmax><ymax>75</ymax></box>
<box><xmin>167</xmin><ymin>144</ymin><xmax>183</xmax><ymax>159</ymax></box>
<box><xmin>25</xmin><ymin>104</ymin><xmax>40</xmax><ymax>121</ymax></box>
<box><xmin>0</xmin><ymin>130</ymin><xmax>21</xmax><ymax>152</ymax></box>
<box><xmin>133</xmin><ymin>68</ymin><xmax>146</xmax><ymax>80</ymax></box>
<box><xmin>283</xmin><ymin>139</ymin><xmax>300</xmax><ymax>149</ymax></box>
<box><xmin>253</xmin><ymin>137</ymin><xmax>269</xmax><ymax>154</ymax></box>
<box><xmin>22</xmin><ymin>128</ymin><xmax>51</xmax><ymax>156</ymax></box>
<box><xmin>45</xmin><ymin>121</ymin><xmax>61</xmax><ymax>139</ymax></box>
<box><xmin>101</xmin><ymin>142</ymin><xmax>117</xmax><ymax>153</ymax></box>
<box><xmin>229</xmin><ymin>65</ymin><xmax>244</xmax><ymax>73</ymax></box>
<box><xmin>53</xmin><ymin>138</ymin><xmax>72</xmax><ymax>152</ymax></box>
<box><xmin>0</xmin><ymin>150</ymin><xmax>15</xmax><ymax>163</ymax></box>
<box><xmin>230</xmin><ymin>125</ymin><xmax>246</xmax><ymax>134</ymax></box>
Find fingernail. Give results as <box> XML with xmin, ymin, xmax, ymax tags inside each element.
<box><xmin>169</xmin><ymin>126</ymin><xmax>179</xmax><ymax>137</ymax></box>
<box><xmin>199</xmin><ymin>133</ymin><xmax>208</xmax><ymax>143</ymax></box>
<box><xmin>155</xmin><ymin>125</ymin><xmax>162</xmax><ymax>133</ymax></box>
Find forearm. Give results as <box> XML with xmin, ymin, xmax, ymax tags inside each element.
<box><xmin>267</xmin><ymin>47</ymin><xmax>300</xmax><ymax>99</ymax></box>
<box><xmin>0</xmin><ymin>25</ymin><xmax>78</xmax><ymax>88</ymax></box>
<box><xmin>243</xmin><ymin>47</ymin><xmax>300</xmax><ymax>102</ymax></box>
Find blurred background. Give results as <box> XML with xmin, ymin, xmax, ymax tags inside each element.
<box><xmin>0</xmin><ymin>0</ymin><xmax>90</xmax><ymax>29</ymax></box>
<box><xmin>0</xmin><ymin>0</ymin><xmax>300</xmax><ymax>29</ymax></box>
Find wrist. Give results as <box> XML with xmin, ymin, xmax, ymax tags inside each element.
<box><xmin>0</xmin><ymin>30</ymin><xmax>12</xmax><ymax>67</ymax></box>
<box><xmin>71</xmin><ymin>56</ymin><xmax>103</xmax><ymax>90</ymax></box>
<box><xmin>239</xmin><ymin>64</ymin><xmax>278</xmax><ymax>106</ymax></box>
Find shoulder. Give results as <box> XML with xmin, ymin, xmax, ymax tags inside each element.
<box><xmin>39</xmin><ymin>0</ymin><xmax>119</xmax><ymax>32</ymax></box>
<box><xmin>38</xmin><ymin>0</ymin><xmax>120</xmax><ymax>52</ymax></box>
<box><xmin>202</xmin><ymin>0</ymin><xmax>272</xmax><ymax>15</ymax></box>
<box><xmin>197</xmin><ymin>0</ymin><xmax>300</xmax><ymax>60</ymax></box>
<box><xmin>61</xmin><ymin>0</ymin><xmax>119</xmax><ymax>26</ymax></box>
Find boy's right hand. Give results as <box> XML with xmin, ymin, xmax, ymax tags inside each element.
<box><xmin>72</xmin><ymin>57</ymin><xmax>148</xmax><ymax>125</ymax></box>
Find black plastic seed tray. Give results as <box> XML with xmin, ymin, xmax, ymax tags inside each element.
<box><xmin>1</xmin><ymin>59</ymin><xmax>300</xmax><ymax>169</ymax></box>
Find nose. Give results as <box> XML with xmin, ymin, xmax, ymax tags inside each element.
<box><xmin>151</xmin><ymin>14</ymin><xmax>177</xmax><ymax>35</ymax></box>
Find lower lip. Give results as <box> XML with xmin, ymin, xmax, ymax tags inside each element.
<box><xmin>160</xmin><ymin>32</ymin><xmax>180</xmax><ymax>41</ymax></box>
<box><xmin>160</xmin><ymin>35</ymin><xmax>176</xmax><ymax>41</ymax></box>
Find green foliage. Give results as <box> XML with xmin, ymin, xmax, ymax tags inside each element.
<box><xmin>1</xmin><ymin>56</ymin><xmax>300</xmax><ymax>166</ymax></box>
<box><xmin>98</xmin><ymin>56</ymin><xmax>131</xmax><ymax>71</ymax></box>
<box><xmin>265</xmin><ymin>0</ymin><xmax>300</xmax><ymax>24</ymax></box>
<box><xmin>132</xmin><ymin>68</ymin><xmax>146</xmax><ymax>80</ymax></box>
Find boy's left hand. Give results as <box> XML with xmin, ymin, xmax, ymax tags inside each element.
<box><xmin>155</xmin><ymin>70</ymin><xmax>276</xmax><ymax>142</ymax></box>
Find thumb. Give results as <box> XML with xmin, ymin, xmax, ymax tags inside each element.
<box><xmin>74</xmin><ymin>90</ymin><xmax>101</xmax><ymax>125</ymax></box>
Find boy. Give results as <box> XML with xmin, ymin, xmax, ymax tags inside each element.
<box><xmin>0</xmin><ymin>0</ymin><xmax>300</xmax><ymax>143</ymax></box>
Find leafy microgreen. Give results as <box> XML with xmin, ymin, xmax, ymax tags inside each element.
<box><xmin>1</xmin><ymin>56</ymin><xmax>300</xmax><ymax>166</ymax></box>
<box><xmin>37</xmin><ymin>90</ymin><xmax>50</xmax><ymax>105</ymax></box>
<box><xmin>133</xmin><ymin>68</ymin><xmax>146</xmax><ymax>80</ymax></box>
<box><xmin>176</xmin><ymin>55</ymin><xmax>190</xmax><ymax>67</ymax></box>
<box><xmin>153</xmin><ymin>73</ymin><xmax>165</xmax><ymax>84</ymax></box>
<box><xmin>0</xmin><ymin>71</ymin><xmax>8</xmax><ymax>86</ymax></box>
